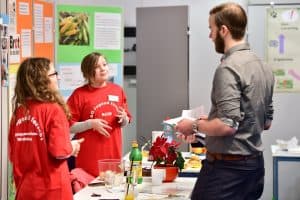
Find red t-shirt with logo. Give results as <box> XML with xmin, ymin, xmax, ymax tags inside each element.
<box><xmin>9</xmin><ymin>100</ymin><xmax>73</xmax><ymax>200</ymax></box>
<box><xmin>67</xmin><ymin>83</ymin><xmax>132</xmax><ymax>176</ymax></box>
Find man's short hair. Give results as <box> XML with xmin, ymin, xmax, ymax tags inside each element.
<box><xmin>210</xmin><ymin>2</ymin><xmax>247</xmax><ymax>40</ymax></box>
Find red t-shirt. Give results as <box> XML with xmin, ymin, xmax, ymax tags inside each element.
<box><xmin>9</xmin><ymin>100</ymin><xmax>73</xmax><ymax>200</ymax></box>
<box><xmin>67</xmin><ymin>83</ymin><xmax>132</xmax><ymax>176</ymax></box>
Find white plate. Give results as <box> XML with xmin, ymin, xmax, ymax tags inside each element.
<box><xmin>288</xmin><ymin>147</ymin><xmax>300</xmax><ymax>153</ymax></box>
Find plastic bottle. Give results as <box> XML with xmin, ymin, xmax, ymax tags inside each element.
<box><xmin>124</xmin><ymin>183</ymin><xmax>138</xmax><ymax>200</ymax></box>
<box><xmin>124</xmin><ymin>141</ymin><xmax>142</xmax><ymax>200</ymax></box>
<box><xmin>129</xmin><ymin>140</ymin><xmax>143</xmax><ymax>184</ymax></box>
<box><xmin>163</xmin><ymin>123</ymin><xmax>174</xmax><ymax>143</ymax></box>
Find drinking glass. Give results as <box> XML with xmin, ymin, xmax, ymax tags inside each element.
<box><xmin>98</xmin><ymin>159</ymin><xmax>124</xmax><ymax>192</ymax></box>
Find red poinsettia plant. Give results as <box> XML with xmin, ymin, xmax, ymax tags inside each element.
<box><xmin>149</xmin><ymin>136</ymin><xmax>184</xmax><ymax>171</ymax></box>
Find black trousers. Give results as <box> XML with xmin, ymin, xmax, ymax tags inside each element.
<box><xmin>191</xmin><ymin>155</ymin><xmax>264</xmax><ymax>200</ymax></box>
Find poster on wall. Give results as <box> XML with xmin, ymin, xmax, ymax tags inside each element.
<box><xmin>1</xmin><ymin>16</ymin><xmax>9</xmax><ymax>87</ymax></box>
<box><xmin>56</xmin><ymin>5</ymin><xmax>123</xmax><ymax>99</ymax></box>
<box><xmin>8</xmin><ymin>0</ymin><xmax>17</xmax><ymax>33</ymax></box>
<box><xmin>9</xmin><ymin>34</ymin><xmax>20</xmax><ymax>63</ymax></box>
<box><xmin>266</xmin><ymin>8</ymin><xmax>300</xmax><ymax>92</ymax></box>
<box><xmin>1</xmin><ymin>49</ymin><xmax>9</xmax><ymax>87</ymax></box>
<box><xmin>33</xmin><ymin>0</ymin><xmax>54</xmax><ymax>61</ymax></box>
<box><xmin>16</xmin><ymin>0</ymin><xmax>33</xmax><ymax>61</ymax></box>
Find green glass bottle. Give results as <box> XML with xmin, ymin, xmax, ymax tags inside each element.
<box><xmin>129</xmin><ymin>141</ymin><xmax>143</xmax><ymax>184</ymax></box>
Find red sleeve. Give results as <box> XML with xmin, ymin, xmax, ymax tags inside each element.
<box><xmin>47</xmin><ymin>106</ymin><xmax>72</xmax><ymax>158</ymax></box>
<box><xmin>67</xmin><ymin>90</ymin><xmax>81</xmax><ymax>126</ymax></box>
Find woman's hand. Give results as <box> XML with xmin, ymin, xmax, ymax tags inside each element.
<box><xmin>90</xmin><ymin>119</ymin><xmax>112</xmax><ymax>137</ymax></box>
<box><xmin>71</xmin><ymin>138</ymin><xmax>84</xmax><ymax>157</ymax></box>
<box><xmin>116</xmin><ymin>106</ymin><xmax>129</xmax><ymax>126</ymax></box>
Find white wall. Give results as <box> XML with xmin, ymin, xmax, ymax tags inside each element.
<box><xmin>249</xmin><ymin>0</ymin><xmax>300</xmax><ymax>4</ymax></box>
<box><xmin>248</xmin><ymin>2</ymin><xmax>300</xmax><ymax>200</ymax></box>
<box><xmin>188</xmin><ymin>0</ymin><xmax>248</xmax><ymax>110</ymax></box>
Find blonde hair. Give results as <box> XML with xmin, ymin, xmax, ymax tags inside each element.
<box><xmin>12</xmin><ymin>57</ymin><xmax>71</xmax><ymax>119</ymax></box>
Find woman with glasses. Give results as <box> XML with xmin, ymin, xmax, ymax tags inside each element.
<box><xmin>9</xmin><ymin>57</ymin><xmax>84</xmax><ymax>200</ymax></box>
<box><xmin>67</xmin><ymin>52</ymin><xmax>132</xmax><ymax>177</ymax></box>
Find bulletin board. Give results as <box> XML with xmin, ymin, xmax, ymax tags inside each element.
<box><xmin>16</xmin><ymin>0</ymin><xmax>54</xmax><ymax>62</ymax></box>
<box><xmin>56</xmin><ymin>5</ymin><xmax>123</xmax><ymax>99</ymax></box>
<box><xmin>33</xmin><ymin>0</ymin><xmax>54</xmax><ymax>61</ymax></box>
<box><xmin>16</xmin><ymin>0</ymin><xmax>33</xmax><ymax>61</ymax></box>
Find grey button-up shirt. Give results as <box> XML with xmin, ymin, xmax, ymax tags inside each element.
<box><xmin>206</xmin><ymin>43</ymin><xmax>274</xmax><ymax>155</ymax></box>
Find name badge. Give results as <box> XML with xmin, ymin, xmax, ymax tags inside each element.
<box><xmin>108</xmin><ymin>95</ymin><xmax>119</xmax><ymax>102</ymax></box>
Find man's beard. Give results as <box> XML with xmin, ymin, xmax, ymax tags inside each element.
<box><xmin>215</xmin><ymin>31</ymin><xmax>225</xmax><ymax>54</ymax></box>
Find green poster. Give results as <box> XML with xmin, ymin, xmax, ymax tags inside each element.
<box><xmin>57</xmin><ymin>5</ymin><xmax>123</xmax><ymax>63</ymax></box>
<box><xmin>57</xmin><ymin>5</ymin><xmax>123</xmax><ymax>95</ymax></box>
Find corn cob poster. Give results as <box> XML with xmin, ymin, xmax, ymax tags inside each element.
<box><xmin>56</xmin><ymin>5</ymin><xmax>123</xmax><ymax>99</ymax></box>
<box><xmin>266</xmin><ymin>8</ymin><xmax>300</xmax><ymax>92</ymax></box>
<box><xmin>33</xmin><ymin>0</ymin><xmax>54</xmax><ymax>61</ymax></box>
<box><xmin>58</xmin><ymin>12</ymin><xmax>89</xmax><ymax>46</ymax></box>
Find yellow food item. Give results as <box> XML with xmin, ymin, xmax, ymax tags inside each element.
<box><xmin>192</xmin><ymin>147</ymin><xmax>207</xmax><ymax>154</ymax></box>
<box><xmin>64</xmin><ymin>28</ymin><xmax>79</xmax><ymax>36</ymax></box>
<box><xmin>188</xmin><ymin>159</ymin><xmax>202</xmax><ymax>168</ymax></box>
<box><xmin>190</xmin><ymin>155</ymin><xmax>200</xmax><ymax>161</ymax></box>
<box><xmin>185</xmin><ymin>155</ymin><xmax>202</xmax><ymax>168</ymax></box>
<box><xmin>125</xmin><ymin>193</ymin><xmax>135</xmax><ymax>200</ymax></box>
<box><xmin>60</xmin><ymin>21</ymin><xmax>73</xmax><ymax>34</ymax></box>
<box><xmin>59</xmin><ymin>16</ymin><xmax>73</xmax><ymax>26</ymax></box>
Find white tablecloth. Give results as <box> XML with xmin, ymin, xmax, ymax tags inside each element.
<box><xmin>74</xmin><ymin>177</ymin><xmax>196</xmax><ymax>200</ymax></box>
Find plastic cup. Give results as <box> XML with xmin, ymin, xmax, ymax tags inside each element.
<box><xmin>98</xmin><ymin>159</ymin><xmax>124</xmax><ymax>190</ymax></box>
<box><xmin>151</xmin><ymin>168</ymin><xmax>165</xmax><ymax>186</ymax></box>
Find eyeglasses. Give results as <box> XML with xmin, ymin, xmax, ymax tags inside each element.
<box><xmin>48</xmin><ymin>71</ymin><xmax>58</xmax><ymax>77</ymax></box>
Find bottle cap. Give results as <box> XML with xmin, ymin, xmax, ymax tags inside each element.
<box><xmin>132</xmin><ymin>140</ymin><xmax>138</xmax><ymax>148</ymax></box>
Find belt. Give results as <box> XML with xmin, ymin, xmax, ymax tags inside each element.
<box><xmin>206</xmin><ymin>151</ymin><xmax>262</xmax><ymax>162</ymax></box>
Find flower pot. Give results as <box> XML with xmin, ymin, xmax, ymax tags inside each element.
<box><xmin>154</xmin><ymin>165</ymin><xmax>178</xmax><ymax>182</ymax></box>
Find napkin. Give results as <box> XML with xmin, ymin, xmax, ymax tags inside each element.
<box><xmin>276</xmin><ymin>136</ymin><xmax>298</xmax><ymax>151</ymax></box>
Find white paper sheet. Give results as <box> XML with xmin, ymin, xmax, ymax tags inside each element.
<box><xmin>163</xmin><ymin>106</ymin><xmax>205</xmax><ymax>126</ymax></box>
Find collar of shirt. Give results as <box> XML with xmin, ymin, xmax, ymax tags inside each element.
<box><xmin>221</xmin><ymin>43</ymin><xmax>250</xmax><ymax>62</ymax></box>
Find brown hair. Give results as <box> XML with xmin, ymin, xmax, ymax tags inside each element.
<box><xmin>81</xmin><ymin>52</ymin><xmax>106</xmax><ymax>84</ymax></box>
<box><xmin>209</xmin><ymin>2</ymin><xmax>247</xmax><ymax>40</ymax></box>
<box><xmin>12</xmin><ymin>57</ymin><xmax>71</xmax><ymax>119</ymax></box>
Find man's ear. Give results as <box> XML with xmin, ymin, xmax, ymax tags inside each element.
<box><xmin>219</xmin><ymin>25</ymin><xmax>229</xmax><ymax>37</ymax></box>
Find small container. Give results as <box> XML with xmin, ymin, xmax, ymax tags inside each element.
<box><xmin>98</xmin><ymin>159</ymin><xmax>123</xmax><ymax>190</ymax></box>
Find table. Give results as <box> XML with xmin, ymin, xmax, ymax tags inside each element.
<box><xmin>271</xmin><ymin>145</ymin><xmax>300</xmax><ymax>200</ymax></box>
<box><xmin>74</xmin><ymin>177</ymin><xmax>197</xmax><ymax>200</ymax></box>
